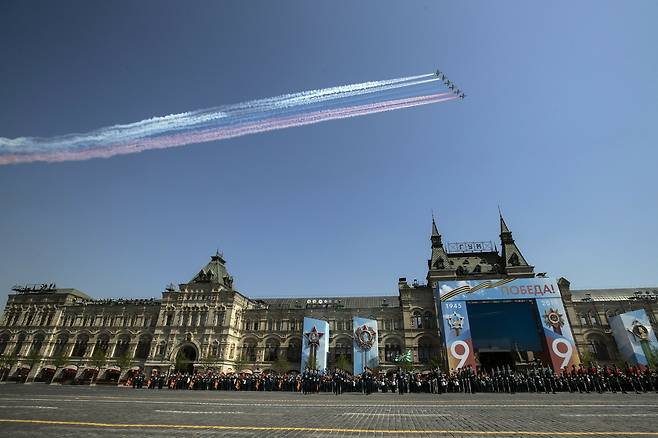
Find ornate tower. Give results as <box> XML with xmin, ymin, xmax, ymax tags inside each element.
<box><xmin>426</xmin><ymin>216</ymin><xmax>455</xmax><ymax>286</ymax></box>
<box><xmin>188</xmin><ymin>250</ymin><xmax>234</xmax><ymax>289</ymax></box>
<box><xmin>499</xmin><ymin>213</ymin><xmax>534</xmax><ymax>277</ymax></box>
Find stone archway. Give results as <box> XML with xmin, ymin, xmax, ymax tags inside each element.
<box><xmin>173</xmin><ymin>343</ymin><xmax>198</xmax><ymax>374</ymax></box>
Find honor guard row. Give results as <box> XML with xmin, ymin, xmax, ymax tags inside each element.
<box><xmin>126</xmin><ymin>363</ymin><xmax>658</xmax><ymax>395</ymax></box>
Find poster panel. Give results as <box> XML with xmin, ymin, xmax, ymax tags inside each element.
<box><xmin>301</xmin><ymin>317</ymin><xmax>329</xmax><ymax>371</ymax></box>
<box><xmin>535</xmin><ymin>297</ymin><xmax>579</xmax><ymax>370</ymax></box>
<box><xmin>353</xmin><ymin>317</ymin><xmax>379</xmax><ymax>375</ymax></box>
<box><xmin>610</xmin><ymin>309</ymin><xmax>658</xmax><ymax>367</ymax></box>
<box><xmin>440</xmin><ymin>300</ymin><xmax>477</xmax><ymax>371</ymax></box>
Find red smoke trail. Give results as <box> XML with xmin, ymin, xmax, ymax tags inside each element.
<box><xmin>0</xmin><ymin>92</ymin><xmax>457</xmax><ymax>165</ymax></box>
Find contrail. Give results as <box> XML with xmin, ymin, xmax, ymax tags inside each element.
<box><xmin>0</xmin><ymin>72</ymin><xmax>460</xmax><ymax>165</ymax></box>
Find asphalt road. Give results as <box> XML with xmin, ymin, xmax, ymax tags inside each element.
<box><xmin>0</xmin><ymin>383</ymin><xmax>657</xmax><ymax>437</ymax></box>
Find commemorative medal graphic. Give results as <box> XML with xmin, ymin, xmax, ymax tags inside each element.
<box><xmin>353</xmin><ymin>317</ymin><xmax>379</xmax><ymax>374</ymax></box>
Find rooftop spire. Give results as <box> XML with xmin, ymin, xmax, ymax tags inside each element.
<box><xmin>211</xmin><ymin>248</ymin><xmax>225</xmax><ymax>263</ymax></box>
<box><xmin>497</xmin><ymin>212</ymin><xmax>533</xmax><ymax>273</ymax></box>
<box><xmin>431</xmin><ymin>214</ymin><xmax>442</xmax><ymax>248</ymax></box>
<box><xmin>499</xmin><ymin>206</ymin><xmax>510</xmax><ymax>234</ymax></box>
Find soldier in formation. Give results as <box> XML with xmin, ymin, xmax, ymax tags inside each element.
<box><xmin>126</xmin><ymin>363</ymin><xmax>658</xmax><ymax>394</ymax></box>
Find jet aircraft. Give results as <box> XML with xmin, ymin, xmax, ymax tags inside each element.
<box><xmin>436</xmin><ymin>68</ymin><xmax>465</xmax><ymax>98</ymax></box>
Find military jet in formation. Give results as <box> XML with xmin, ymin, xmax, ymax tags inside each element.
<box><xmin>435</xmin><ymin>69</ymin><xmax>466</xmax><ymax>99</ymax></box>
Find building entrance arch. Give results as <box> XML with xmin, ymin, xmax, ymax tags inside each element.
<box><xmin>174</xmin><ymin>343</ymin><xmax>198</xmax><ymax>374</ymax></box>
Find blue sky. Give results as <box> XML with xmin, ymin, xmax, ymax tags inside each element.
<box><xmin>1</xmin><ymin>1</ymin><xmax>657</xmax><ymax>307</ymax></box>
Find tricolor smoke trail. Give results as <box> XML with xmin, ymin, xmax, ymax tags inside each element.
<box><xmin>0</xmin><ymin>72</ymin><xmax>460</xmax><ymax>165</ymax></box>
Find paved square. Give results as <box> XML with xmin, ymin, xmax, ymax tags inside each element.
<box><xmin>1</xmin><ymin>384</ymin><xmax>658</xmax><ymax>437</ymax></box>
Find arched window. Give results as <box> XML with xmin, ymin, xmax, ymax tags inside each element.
<box><xmin>93</xmin><ymin>334</ymin><xmax>110</xmax><ymax>355</ymax></box>
<box><xmin>264</xmin><ymin>340</ymin><xmax>280</xmax><ymax>361</ymax></box>
<box><xmin>29</xmin><ymin>334</ymin><xmax>45</xmax><ymax>356</ymax></box>
<box><xmin>412</xmin><ymin>311</ymin><xmax>423</xmax><ymax>329</ymax></box>
<box><xmin>242</xmin><ymin>341</ymin><xmax>257</xmax><ymax>362</ymax></box>
<box><xmin>423</xmin><ymin>312</ymin><xmax>434</xmax><ymax>329</ymax></box>
<box><xmin>114</xmin><ymin>335</ymin><xmax>131</xmax><ymax>358</ymax></box>
<box><xmin>210</xmin><ymin>341</ymin><xmax>220</xmax><ymax>357</ymax></box>
<box><xmin>0</xmin><ymin>333</ymin><xmax>10</xmax><ymax>355</ymax></box>
<box><xmin>157</xmin><ymin>341</ymin><xmax>167</xmax><ymax>356</ymax></box>
<box><xmin>25</xmin><ymin>312</ymin><xmax>35</xmax><ymax>326</ymax></box>
<box><xmin>72</xmin><ymin>334</ymin><xmax>89</xmax><ymax>357</ymax></box>
<box><xmin>384</xmin><ymin>342</ymin><xmax>401</xmax><ymax>362</ymax></box>
<box><xmin>14</xmin><ymin>333</ymin><xmax>27</xmax><ymax>355</ymax></box>
<box><xmin>589</xmin><ymin>312</ymin><xmax>600</xmax><ymax>325</ymax></box>
<box><xmin>578</xmin><ymin>313</ymin><xmax>589</xmax><ymax>326</ymax></box>
<box><xmin>418</xmin><ymin>338</ymin><xmax>433</xmax><ymax>363</ymax></box>
<box><xmin>52</xmin><ymin>334</ymin><xmax>68</xmax><ymax>357</ymax></box>
<box><xmin>587</xmin><ymin>335</ymin><xmax>610</xmax><ymax>361</ymax></box>
<box><xmin>286</xmin><ymin>338</ymin><xmax>301</xmax><ymax>362</ymax></box>
<box><xmin>333</xmin><ymin>338</ymin><xmax>352</xmax><ymax>364</ymax></box>
<box><xmin>135</xmin><ymin>336</ymin><xmax>152</xmax><ymax>359</ymax></box>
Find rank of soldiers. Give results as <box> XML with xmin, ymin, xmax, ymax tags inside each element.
<box><xmin>127</xmin><ymin>363</ymin><xmax>658</xmax><ymax>395</ymax></box>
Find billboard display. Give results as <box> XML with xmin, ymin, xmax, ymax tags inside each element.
<box><xmin>440</xmin><ymin>300</ymin><xmax>477</xmax><ymax>371</ymax></box>
<box><xmin>301</xmin><ymin>317</ymin><xmax>329</xmax><ymax>371</ymax></box>
<box><xmin>609</xmin><ymin>309</ymin><xmax>658</xmax><ymax>367</ymax></box>
<box><xmin>352</xmin><ymin>317</ymin><xmax>379</xmax><ymax>375</ymax></box>
<box><xmin>438</xmin><ymin>278</ymin><xmax>559</xmax><ymax>302</ymax></box>
<box><xmin>437</xmin><ymin>277</ymin><xmax>579</xmax><ymax>372</ymax></box>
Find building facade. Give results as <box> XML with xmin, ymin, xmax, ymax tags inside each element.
<box><xmin>0</xmin><ymin>215</ymin><xmax>656</xmax><ymax>382</ymax></box>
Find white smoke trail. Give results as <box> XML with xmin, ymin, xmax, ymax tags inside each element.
<box><xmin>0</xmin><ymin>73</ymin><xmax>458</xmax><ymax>165</ymax></box>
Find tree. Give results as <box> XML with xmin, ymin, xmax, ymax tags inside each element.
<box><xmin>115</xmin><ymin>351</ymin><xmax>132</xmax><ymax>371</ymax></box>
<box><xmin>115</xmin><ymin>351</ymin><xmax>132</xmax><ymax>385</ymax></box>
<box><xmin>24</xmin><ymin>351</ymin><xmax>42</xmax><ymax>383</ymax></box>
<box><xmin>428</xmin><ymin>355</ymin><xmax>443</xmax><ymax>371</ymax></box>
<box><xmin>90</xmin><ymin>349</ymin><xmax>106</xmax><ymax>384</ymax></box>
<box><xmin>578</xmin><ymin>350</ymin><xmax>595</xmax><ymax>367</ymax></box>
<box><xmin>400</xmin><ymin>360</ymin><xmax>414</xmax><ymax>373</ymax></box>
<box><xmin>232</xmin><ymin>355</ymin><xmax>248</xmax><ymax>374</ymax></box>
<box><xmin>271</xmin><ymin>354</ymin><xmax>290</xmax><ymax>375</ymax></box>
<box><xmin>0</xmin><ymin>352</ymin><xmax>17</xmax><ymax>381</ymax></box>
<box><xmin>335</xmin><ymin>354</ymin><xmax>351</xmax><ymax>373</ymax></box>
<box><xmin>50</xmin><ymin>353</ymin><xmax>67</xmax><ymax>384</ymax></box>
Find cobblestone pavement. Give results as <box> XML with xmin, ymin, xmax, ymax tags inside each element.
<box><xmin>1</xmin><ymin>384</ymin><xmax>658</xmax><ymax>437</ymax></box>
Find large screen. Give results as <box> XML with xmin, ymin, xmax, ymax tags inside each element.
<box><xmin>467</xmin><ymin>301</ymin><xmax>542</xmax><ymax>352</ymax></box>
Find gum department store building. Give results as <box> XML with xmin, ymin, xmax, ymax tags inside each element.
<box><xmin>0</xmin><ymin>216</ymin><xmax>656</xmax><ymax>383</ymax></box>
